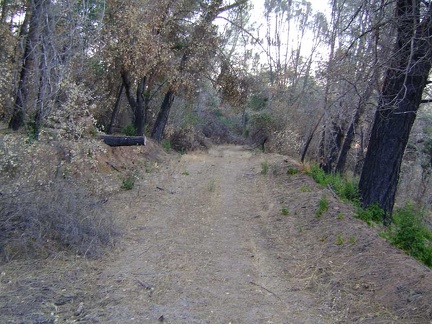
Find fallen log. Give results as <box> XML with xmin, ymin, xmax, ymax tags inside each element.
<box><xmin>100</xmin><ymin>135</ymin><xmax>146</xmax><ymax>146</ymax></box>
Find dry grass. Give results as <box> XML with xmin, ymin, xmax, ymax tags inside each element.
<box><xmin>0</xmin><ymin>180</ymin><xmax>119</xmax><ymax>261</ymax></box>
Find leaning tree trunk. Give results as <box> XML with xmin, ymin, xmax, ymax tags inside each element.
<box><xmin>151</xmin><ymin>89</ymin><xmax>175</xmax><ymax>143</ymax></box>
<box><xmin>359</xmin><ymin>0</ymin><xmax>432</xmax><ymax>224</ymax></box>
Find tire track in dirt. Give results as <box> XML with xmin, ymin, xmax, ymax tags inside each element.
<box><xmin>96</xmin><ymin>145</ymin><xmax>327</xmax><ymax>323</ymax></box>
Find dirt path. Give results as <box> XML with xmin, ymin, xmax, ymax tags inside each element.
<box><xmin>96</xmin><ymin>145</ymin><xmax>326</xmax><ymax>323</ymax></box>
<box><xmin>2</xmin><ymin>145</ymin><xmax>432</xmax><ymax>323</ymax></box>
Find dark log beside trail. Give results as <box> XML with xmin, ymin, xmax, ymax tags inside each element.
<box><xmin>100</xmin><ymin>135</ymin><xmax>146</xmax><ymax>146</ymax></box>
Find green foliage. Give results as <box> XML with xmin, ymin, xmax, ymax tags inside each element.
<box><xmin>300</xmin><ymin>185</ymin><xmax>312</xmax><ymax>192</ymax></box>
<box><xmin>336</xmin><ymin>235</ymin><xmax>344</xmax><ymax>245</ymax></box>
<box><xmin>248</xmin><ymin>94</ymin><xmax>268</xmax><ymax>111</ymax></box>
<box><xmin>162</xmin><ymin>139</ymin><xmax>171</xmax><ymax>151</ymax></box>
<box><xmin>208</xmin><ymin>179</ymin><xmax>216</xmax><ymax>192</ymax></box>
<box><xmin>121</xmin><ymin>173</ymin><xmax>135</xmax><ymax>190</ymax></box>
<box><xmin>281</xmin><ymin>207</ymin><xmax>289</xmax><ymax>215</ymax></box>
<box><xmin>307</xmin><ymin>164</ymin><xmax>359</xmax><ymax>203</ymax></box>
<box><xmin>261</xmin><ymin>160</ymin><xmax>269</xmax><ymax>174</ymax></box>
<box><xmin>356</xmin><ymin>203</ymin><xmax>383</xmax><ymax>225</ymax></box>
<box><xmin>316</xmin><ymin>195</ymin><xmax>329</xmax><ymax>217</ymax></box>
<box><xmin>287</xmin><ymin>167</ymin><xmax>299</xmax><ymax>175</ymax></box>
<box><xmin>387</xmin><ymin>204</ymin><xmax>432</xmax><ymax>267</ymax></box>
<box><xmin>123</xmin><ymin>124</ymin><xmax>137</xmax><ymax>136</ymax></box>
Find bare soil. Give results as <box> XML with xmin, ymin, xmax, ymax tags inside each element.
<box><xmin>1</xmin><ymin>145</ymin><xmax>432</xmax><ymax>323</ymax></box>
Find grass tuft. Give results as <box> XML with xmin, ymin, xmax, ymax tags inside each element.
<box><xmin>261</xmin><ymin>160</ymin><xmax>269</xmax><ymax>174</ymax></box>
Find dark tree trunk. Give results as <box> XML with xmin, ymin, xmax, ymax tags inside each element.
<box><xmin>151</xmin><ymin>89</ymin><xmax>175</xmax><ymax>142</ymax></box>
<box><xmin>107</xmin><ymin>84</ymin><xmax>124</xmax><ymax>134</ymax></box>
<box><xmin>320</xmin><ymin>121</ymin><xmax>343</xmax><ymax>173</ymax></box>
<box><xmin>335</xmin><ymin>108</ymin><xmax>361</xmax><ymax>174</ymax></box>
<box><xmin>9</xmin><ymin>0</ymin><xmax>41</xmax><ymax>130</ymax></box>
<box><xmin>359</xmin><ymin>0</ymin><xmax>432</xmax><ymax>223</ymax></box>
<box><xmin>135</xmin><ymin>77</ymin><xmax>146</xmax><ymax>136</ymax></box>
<box><xmin>121</xmin><ymin>71</ymin><xmax>148</xmax><ymax>136</ymax></box>
<box><xmin>300</xmin><ymin>112</ymin><xmax>324</xmax><ymax>163</ymax></box>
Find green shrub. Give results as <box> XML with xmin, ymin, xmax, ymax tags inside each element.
<box><xmin>162</xmin><ymin>139</ymin><xmax>172</xmax><ymax>151</ymax></box>
<box><xmin>123</xmin><ymin>124</ymin><xmax>137</xmax><ymax>136</ymax></box>
<box><xmin>287</xmin><ymin>167</ymin><xmax>299</xmax><ymax>175</ymax></box>
<box><xmin>121</xmin><ymin>174</ymin><xmax>135</xmax><ymax>190</ymax></box>
<box><xmin>356</xmin><ymin>203</ymin><xmax>383</xmax><ymax>225</ymax></box>
<box><xmin>388</xmin><ymin>204</ymin><xmax>432</xmax><ymax>267</ymax></box>
<box><xmin>307</xmin><ymin>164</ymin><xmax>359</xmax><ymax>203</ymax></box>
<box><xmin>281</xmin><ymin>207</ymin><xmax>289</xmax><ymax>215</ymax></box>
<box><xmin>316</xmin><ymin>195</ymin><xmax>329</xmax><ymax>217</ymax></box>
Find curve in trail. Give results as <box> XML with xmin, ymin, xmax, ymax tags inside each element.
<box><xmin>97</xmin><ymin>145</ymin><xmax>326</xmax><ymax>323</ymax></box>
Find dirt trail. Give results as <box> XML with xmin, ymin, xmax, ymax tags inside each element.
<box><xmin>98</xmin><ymin>145</ymin><xmax>326</xmax><ymax>323</ymax></box>
<box><xmin>2</xmin><ymin>145</ymin><xmax>432</xmax><ymax>323</ymax></box>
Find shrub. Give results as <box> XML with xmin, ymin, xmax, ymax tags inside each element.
<box><xmin>121</xmin><ymin>173</ymin><xmax>135</xmax><ymax>190</ymax></box>
<box><xmin>356</xmin><ymin>203</ymin><xmax>384</xmax><ymax>225</ymax></box>
<box><xmin>388</xmin><ymin>204</ymin><xmax>432</xmax><ymax>267</ymax></box>
<box><xmin>162</xmin><ymin>139</ymin><xmax>172</xmax><ymax>151</ymax></box>
<box><xmin>287</xmin><ymin>167</ymin><xmax>299</xmax><ymax>175</ymax></box>
<box><xmin>316</xmin><ymin>195</ymin><xmax>329</xmax><ymax>217</ymax></box>
<box><xmin>307</xmin><ymin>163</ymin><xmax>359</xmax><ymax>203</ymax></box>
<box><xmin>0</xmin><ymin>181</ymin><xmax>119</xmax><ymax>261</ymax></box>
<box><xmin>281</xmin><ymin>207</ymin><xmax>289</xmax><ymax>215</ymax></box>
<box><xmin>123</xmin><ymin>124</ymin><xmax>137</xmax><ymax>136</ymax></box>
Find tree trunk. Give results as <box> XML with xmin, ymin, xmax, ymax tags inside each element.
<box><xmin>135</xmin><ymin>77</ymin><xmax>146</xmax><ymax>136</ymax></box>
<box><xmin>151</xmin><ymin>89</ymin><xmax>175</xmax><ymax>142</ymax></box>
<box><xmin>359</xmin><ymin>0</ymin><xmax>432</xmax><ymax>223</ymax></box>
<box><xmin>107</xmin><ymin>84</ymin><xmax>124</xmax><ymax>134</ymax></box>
<box><xmin>300</xmin><ymin>112</ymin><xmax>324</xmax><ymax>163</ymax></box>
<box><xmin>9</xmin><ymin>0</ymin><xmax>41</xmax><ymax>130</ymax></box>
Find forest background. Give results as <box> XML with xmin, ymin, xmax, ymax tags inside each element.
<box><xmin>1</xmin><ymin>0</ymin><xmax>432</xmax><ymax>223</ymax></box>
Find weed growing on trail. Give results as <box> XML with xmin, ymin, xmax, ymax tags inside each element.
<box><xmin>348</xmin><ymin>236</ymin><xmax>357</xmax><ymax>244</ymax></box>
<box><xmin>208</xmin><ymin>179</ymin><xmax>216</xmax><ymax>192</ymax></box>
<box><xmin>281</xmin><ymin>207</ymin><xmax>289</xmax><ymax>215</ymax></box>
<box><xmin>182</xmin><ymin>171</ymin><xmax>190</xmax><ymax>176</ymax></box>
<box><xmin>261</xmin><ymin>160</ymin><xmax>269</xmax><ymax>174</ymax></box>
<box><xmin>336</xmin><ymin>235</ymin><xmax>344</xmax><ymax>245</ymax></box>
<box><xmin>300</xmin><ymin>185</ymin><xmax>312</xmax><ymax>192</ymax></box>
<box><xmin>287</xmin><ymin>167</ymin><xmax>299</xmax><ymax>175</ymax></box>
<box><xmin>316</xmin><ymin>195</ymin><xmax>329</xmax><ymax>217</ymax></box>
<box><xmin>121</xmin><ymin>173</ymin><xmax>136</xmax><ymax>190</ymax></box>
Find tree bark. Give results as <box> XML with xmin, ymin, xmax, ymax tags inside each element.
<box><xmin>151</xmin><ymin>89</ymin><xmax>175</xmax><ymax>142</ymax></box>
<box><xmin>107</xmin><ymin>84</ymin><xmax>124</xmax><ymax>134</ymax></box>
<box><xmin>9</xmin><ymin>0</ymin><xmax>41</xmax><ymax>130</ymax></box>
<box><xmin>359</xmin><ymin>0</ymin><xmax>432</xmax><ymax>223</ymax></box>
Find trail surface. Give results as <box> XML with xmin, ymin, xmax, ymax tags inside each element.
<box><xmin>2</xmin><ymin>145</ymin><xmax>432</xmax><ymax>323</ymax></box>
<box><xmin>100</xmin><ymin>145</ymin><xmax>325</xmax><ymax>323</ymax></box>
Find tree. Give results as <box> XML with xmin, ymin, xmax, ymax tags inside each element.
<box><xmin>359</xmin><ymin>0</ymin><xmax>432</xmax><ymax>223</ymax></box>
